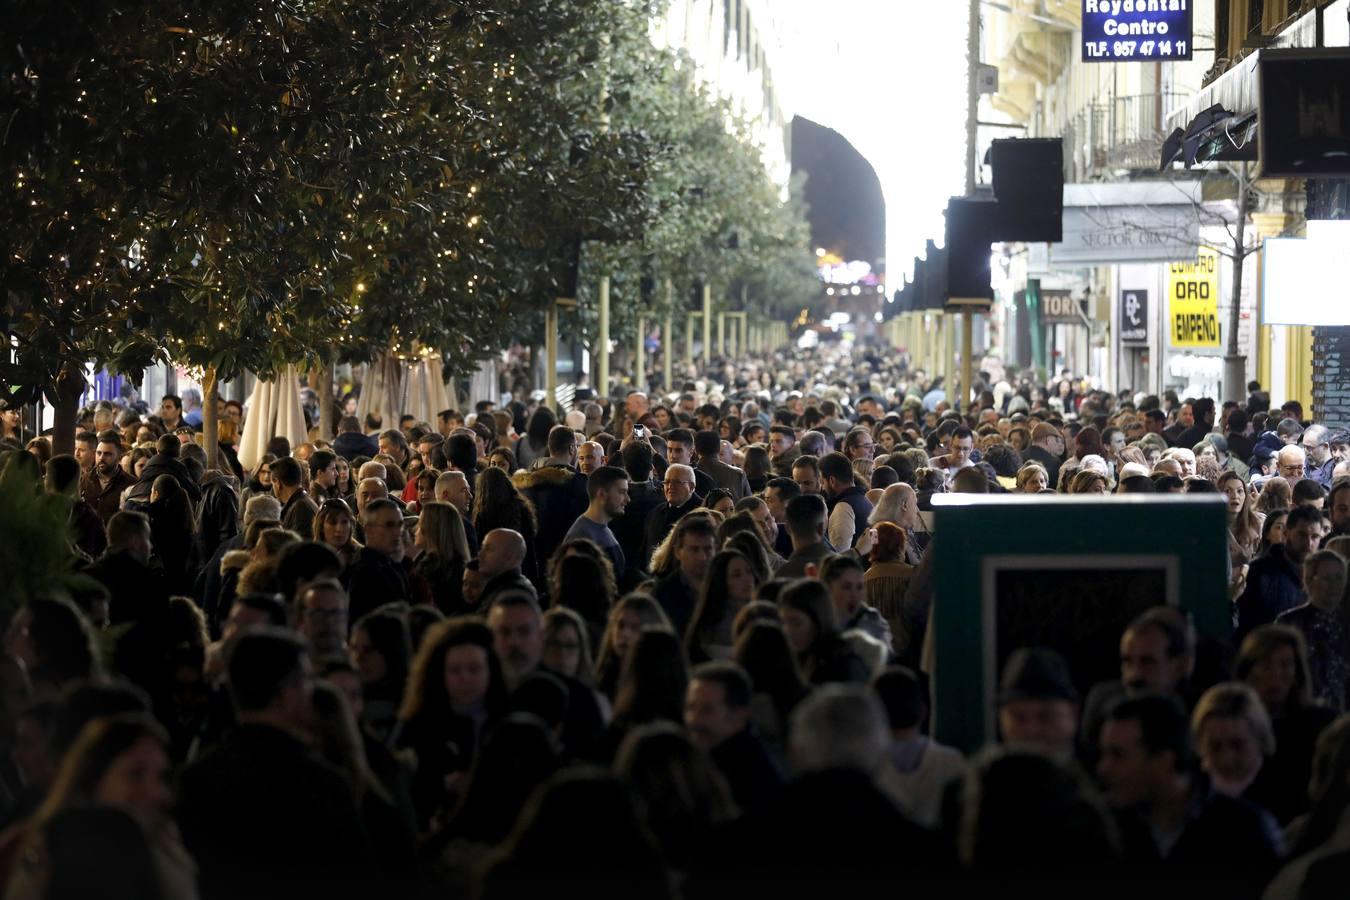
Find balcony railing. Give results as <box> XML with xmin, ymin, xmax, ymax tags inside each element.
<box><xmin>1061</xmin><ymin>92</ymin><xmax>1190</xmax><ymax>181</ymax></box>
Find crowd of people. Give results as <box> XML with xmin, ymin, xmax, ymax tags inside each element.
<box><xmin>2</xmin><ymin>339</ymin><xmax>1350</xmax><ymax>900</ymax></box>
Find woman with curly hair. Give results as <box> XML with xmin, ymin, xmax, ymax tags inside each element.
<box><xmin>393</xmin><ymin>618</ymin><xmax>508</xmax><ymax>830</ymax></box>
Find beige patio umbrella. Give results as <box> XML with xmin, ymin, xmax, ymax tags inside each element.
<box><xmin>237</xmin><ymin>365</ymin><xmax>308</xmax><ymax>471</ymax></box>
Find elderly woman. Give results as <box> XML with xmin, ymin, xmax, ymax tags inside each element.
<box><xmin>863</xmin><ymin>522</ymin><xmax>917</xmax><ymax>656</ymax></box>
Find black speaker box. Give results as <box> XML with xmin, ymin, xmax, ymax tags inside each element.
<box><xmin>988</xmin><ymin>138</ymin><xmax>1064</xmax><ymax>242</ymax></box>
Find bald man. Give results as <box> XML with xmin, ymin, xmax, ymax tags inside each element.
<box><xmin>354</xmin><ymin>477</ymin><xmax>388</xmax><ymax>515</ymax></box>
<box><xmin>577</xmin><ymin>441</ymin><xmax>605</xmax><ymax>477</ymax></box>
<box><xmin>476</xmin><ymin>528</ymin><xmax>536</xmax><ymax>610</ymax></box>
<box><xmin>625</xmin><ymin>391</ymin><xmax>650</xmax><ymax>421</ymax></box>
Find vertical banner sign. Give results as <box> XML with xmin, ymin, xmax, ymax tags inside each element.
<box><xmin>1082</xmin><ymin>1</ymin><xmax>1194</xmax><ymax>62</ymax></box>
<box><xmin>1120</xmin><ymin>289</ymin><xmax>1149</xmax><ymax>343</ymax></box>
<box><xmin>1168</xmin><ymin>247</ymin><xmax>1220</xmax><ymax>347</ymax></box>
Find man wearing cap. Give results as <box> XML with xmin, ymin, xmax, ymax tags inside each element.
<box><xmin>1023</xmin><ymin>423</ymin><xmax>1064</xmax><ymax>490</ymax></box>
<box><xmin>996</xmin><ymin>647</ymin><xmax>1079</xmax><ymax>759</ymax></box>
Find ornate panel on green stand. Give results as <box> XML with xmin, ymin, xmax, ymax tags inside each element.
<box><xmin>931</xmin><ymin>494</ymin><xmax>1230</xmax><ymax>752</ymax></box>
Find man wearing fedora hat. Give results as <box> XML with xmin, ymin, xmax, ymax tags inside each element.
<box><xmin>996</xmin><ymin>647</ymin><xmax>1080</xmax><ymax>760</ymax></box>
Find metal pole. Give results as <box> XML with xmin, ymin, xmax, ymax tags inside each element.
<box><xmin>965</xmin><ymin>0</ymin><xmax>980</xmax><ymax>197</ymax></box>
<box><xmin>634</xmin><ymin>314</ymin><xmax>644</xmax><ymax>393</ymax></box>
<box><xmin>962</xmin><ymin>309</ymin><xmax>975</xmax><ymax>413</ymax></box>
<box><xmin>961</xmin><ymin>0</ymin><xmax>980</xmax><ymax>412</ymax></box>
<box><xmin>597</xmin><ymin>276</ymin><xmax>610</xmax><ymax>397</ymax></box>
<box><xmin>545</xmin><ymin>302</ymin><xmax>558</xmax><ymax>410</ymax></box>
<box><xmin>663</xmin><ymin>289</ymin><xmax>674</xmax><ymax>395</ymax></box>
<box><xmin>717</xmin><ymin>312</ymin><xmax>726</xmax><ymax>357</ymax></box>
<box><xmin>702</xmin><ymin>283</ymin><xmax>712</xmax><ymax>369</ymax></box>
<box><xmin>685</xmin><ymin>315</ymin><xmax>694</xmax><ymax>369</ymax></box>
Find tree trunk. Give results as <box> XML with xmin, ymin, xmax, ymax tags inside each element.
<box><xmin>50</xmin><ymin>364</ymin><xmax>85</xmax><ymax>456</ymax></box>
<box><xmin>317</xmin><ymin>354</ymin><xmax>334</xmax><ymax>440</ymax></box>
<box><xmin>202</xmin><ymin>366</ymin><xmax>220</xmax><ymax>472</ymax></box>
<box><xmin>1223</xmin><ymin>164</ymin><xmax>1249</xmax><ymax>405</ymax></box>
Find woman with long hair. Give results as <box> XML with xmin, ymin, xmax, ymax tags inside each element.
<box><xmin>148</xmin><ymin>475</ymin><xmax>198</xmax><ymax>594</ymax></box>
<box><xmin>702</xmin><ymin>489</ymin><xmax>735</xmax><ymax>517</ymax></box>
<box><xmin>472</xmin><ymin>466</ymin><xmax>540</xmax><ymax>586</ymax></box>
<box><xmin>864</xmin><ymin>522</ymin><xmax>917</xmax><ymax>657</ymax></box>
<box><xmin>685</xmin><ymin>550</ymin><xmax>759</xmax><ymax>664</ymax></box>
<box><xmin>430</xmin><ymin>715</ymin><xmax>560</xmax><ymax>895</ymax></box>
<box><xmin>515</xmin><ymin>407</ymin><xmax>556</xmax><ymax>469</ymax></box>
<box><xmin>488</xmin><ymin>446</ymin><xmax>517</xmax><ymax>473</ymax></box>
<box><xmin>334</xmin><ymin>456</ymin><xmax>354</xmax><ymax>498</ymax></box>
<box><xmin>310</xmin><ymin>681</ymin><xmax>414</xmax><ymax>885</ymax></box>
<box><xmin>594</xmin><ymin>594</ymin><xmax>672</xmax><ymax>701</ymax></box>
<box><xmin>742</xmin><ymin>446</ymin><xmax>772</xmax><ymax>494</ymax></box>
<box><xmin>1236</xmin><ymin>625</ymin><xmax>1338</xmax><ymax>824</ymax></box>
<box><xmin>614</xmin><ymin>723</ymin><xmax>737</xmax><ymax>870</ymax></box>
<box><xmin>2</xmin><ymin>715</ymin><xmax>193</xmax><ymax>900</ymax></box>
<box><xmin>602</xmin><ymin>628</ymin><xmax>689</xmax><ymax>760</ymax></box>
<box><xmin>313</xmin><ymin>499</ymin><xmax>362</xmax><ymax>572</ymax></box>
<box><xmin>413</xmin><ymin>502</ymin><xmax>472</xmax><ymax>616</ymax></box>
<box><xmin>722</xmin><ymin>530</ymin><xmax>773</xmax><ymax>585</ymax></box>
<box><xmin>1256</xmin><ymin>477</ymin><xmax>1292</xmax><ymax>516</ymax></box>
<box><xmin>776</xmin><ymin>579</ymin><xmax>867</xmax><ymax>685</ymax></box>
<box><xmin>1258</xmin><ymin>509</ymin><xmax>1289</xmax><ymax>558</ymax></box>
<box><xmin>542</xmin><ymin>607</ymin><xmax>598</xmax><ymax>687</ymax></box>
<box><xmin>1219</xmin><ymin>470</ymin><xmax>1262</xmax><ymax>566</ymax></box>
<box><xmin>546</xmin><ymin>548</ymin><xmax>615</xmax><ymax>644</ymax></box>
<box><xmin>349</xmin><ymin>609</ymin><xmax>413</xmax><ymax>741</ymax></box>
<box><xmin>732</xmin><ymin>621</ymin><xmax>808</xmax><ymax>758</ymax></box>
<box><xmin>394</xmin><ymin>617</ymin><xmax>508</xmax><ymax>831</ymax></box>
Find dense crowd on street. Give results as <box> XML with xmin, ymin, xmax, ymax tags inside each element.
<box><xmin>3</xmin><ymin>339</ymin><xmax>1350</xmax><ymax>900</ymax></box>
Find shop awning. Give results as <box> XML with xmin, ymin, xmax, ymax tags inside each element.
<box><xmin>1159</xmin><ymin>0</ymin><xmax>1348</xmax><ymax>169</ymax></box>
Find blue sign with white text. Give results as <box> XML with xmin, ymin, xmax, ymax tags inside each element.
<box><xmin>1081</xmin><ymin>0</ymin><xmax>1193</xmax><ymax>62</ymax></box>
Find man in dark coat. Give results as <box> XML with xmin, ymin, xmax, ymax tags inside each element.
<box><xmin>84</xmin><ymin>510</ymin><xmax>169</xmax><ymax>626</ymax></box>
<box><xmin>488</xmin><ymin>594</ymin><xmax>604</xmax><ymax>760</ymax></box>
<box><xmin>512</xmin><ymin>425</ymin><xmax>589</xmax><ymax>567</ymax></box>
<box><xmin>476</xmin><ymin>529</ymin><xmax>537</xmax><ymax>610</ymax></box>
<box><xmin>270</xmin><ymin>456</ymin><xmax>319</xmax><ymax>540</ymax></box>
<box><xmin>694</xmin><ymin>429</ymin><xmax>751</xmax><ymax>500</ymax></box>
<box><xmin>1174</xmin><ymin>397</ymin><xmax>1217</xmax><ymax>452</ymax></box>
<box><xmin>343</xmin><ymin>499</ymin><xmax>412</xmax><ymax>621</ymax></box>
<box><xmin>644</xmin><ymin>516</ymin><xmax>717</xmax><ymax>635</ymax></box>
<box><xmin>609</xmin><ymin>441</ymin><xmax>665</xmax><ymax>578</ymax></box>
<box><xmin>645</xmin><ymin>464</ymin><xmax>703</xmax><ymax>555</ymax></box>
<box><xmin>332</xmin><ymin>416</ymin><xmax>379</xmax><ymax>460</ymax></box>
<box><xmin>177</xmin><ymin>629</ymin><xmax>374</xmax><ymax>900</ymax></box>
<box><xmin>685</xmin><ymin>662</ymin><xmax>783</xmax><ymax>812</ymax></box>
<box><xmin>1023</xmin><ymin>423</ymin><xmax>1064</xmax><ymax>490</ymax></box>
<box><xmin>80</xmin><ymin>432</ymin><xmax>137</xmax><ymax>525</ymax></box>
<box><xmin>1099</xmin><ymin>695</ymin><xmax>1281</xmax><ymax>900</ymax></box>
<box><xmin>1235</xmin><ymin>504</ymin><xmax>1320</xmax><ymax>641</ymax></box>
<box><xmin>685</xmin><ymin>685</ymin><xmax>949</xmax><ymax>900</ymax></box>
<box><xmin>124</xmin><ymin>434</ymin><xmax>201</xmax><ymax>504</ymax></box>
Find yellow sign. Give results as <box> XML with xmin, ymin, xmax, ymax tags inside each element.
<box><xmin>1168</xmin><ymin>247</ymin><xmax>1220</xmax><ymax>347</ymax></box>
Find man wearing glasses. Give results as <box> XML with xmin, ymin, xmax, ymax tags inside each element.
<box><xmin>1277</xmin><ymin>444</ymin><xmax>1308</xmax><ymax>490</ymax></box>
<box><xmin>344</xmin><ymin>498</ymin><xmax>412</xmax><ymax>622</ymax></box>
<box><xmin>645</xmin><ymin>464</ymin><xmax>702</xmax><ymax>558</ymax></box>
<box><xmin>1301</xmin><ymin>424</ymin><xmax>1337</xmax><ymax>489</ymax></box>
